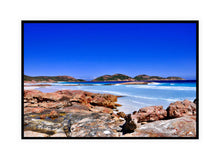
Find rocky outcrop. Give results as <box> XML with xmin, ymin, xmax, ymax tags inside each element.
<box><xmin>122</xmin><ymin>116</ymin><xmax>196</xmax><ymax>137</ymax></box>
<box><xmin>121</xmin><ymin>100</ymin><xmax>197</xmax><ymax>137</ymax></box>
<box><xmin>23</xmin><ymin>90</ymin><xmax>197</xmax><ymax>138</ymax></box>
<box><xmin>193</xmin><ymin>98</ymin><xmax>197</xmax><ymax>104</ymax></box>
<box><xmin>131</xmin><ymin>106</ymin><xmax>167</xmax><ymax>123</ymax></box>
<box><xmin>69</xmin><ymin>112</ymin><xmax>124</xmax><ymax>137</ymax></box>
<box><xmin>166</xmin><ymin>99</ymin><xmax>196</xmax><ymax>118</ymax></box>
<box><xmin>24</xmin><ymin>89</ymin><xmax>120</xmax><ymax>115</ymax></box>
<box><xmin>90</xmin><ymin>94</ymin><xmax>118</xmax><ymax>109</ymax></box>
<box><xmin>117</xmin><ymin>112</ymin><xmax>126</xmax><ymax>118</ymax></box>
<box><xmin>24</xmin><ymin>90</ymin><xmax>119</xmax><ymax>113</ymax></box>
<box><xmin>49</xmin><ymin>110</ymin><xmax>59</xmax><ymax>119</ymax></box>
<box><xmin>24</xmin><ymin>131</ymin><xmax>49</xmax><ymax>137</ymax></box>
<box><xmin>23</xmin><ymin>89</ymin><xmax>124</xmax><ymax>137</ymax></box>
<box><xmin>121</xmin><ymin>114</ymin><xmax>137</xmax><ymax>134</ymax></box>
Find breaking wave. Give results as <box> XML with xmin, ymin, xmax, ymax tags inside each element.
<box><xmin>125</xmin><ymin>85</ymin><xmax>196</xmax><ymax>91</ymax></box>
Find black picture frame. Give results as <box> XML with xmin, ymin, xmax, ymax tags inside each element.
<box><xmin>22</xmin><ymin>20</ymin><xmax>199</xmax><ymax>139</ymax></box>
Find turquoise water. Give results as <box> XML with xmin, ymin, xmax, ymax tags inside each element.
<box><xmin>25</xmin><ymin>81</ymin><xmax>196</xmax><ymax>114</ymax></box>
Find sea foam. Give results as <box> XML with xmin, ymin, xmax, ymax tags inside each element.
<box><xmin>125</xmin><ymin>85</ymin><xmax>196</xmax><ymax>91</ymax></box>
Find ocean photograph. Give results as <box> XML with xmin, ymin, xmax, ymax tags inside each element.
<box><xmin>23</xmin><ymin>21</ymin><xmax>198</xmax><ymax>138</ymax></box>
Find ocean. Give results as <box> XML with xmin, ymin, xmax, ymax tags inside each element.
<box><xmin>24</xmin><ymin>80</ymin><xmax>196</xmax><ymax>114</ymax></box>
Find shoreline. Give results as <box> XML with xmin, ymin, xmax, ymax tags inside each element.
<box><xmin>24</xmin><ymin>81</ymin><xmax>196</xmax><ymax>114</ymax></box>
<box><xmin>24</xmin><ymin>80</ymin><xmax>196</xmax><ymax>87</ymax></box>
<box><xmin>24</xmin><ymin>79</ymin><xmax>196</xmax><ymax>83</ymax></box>
<box><xmin>23</xmin><ymin>89</ymin><xmax>197</xmax><ymax>138</ymax></box>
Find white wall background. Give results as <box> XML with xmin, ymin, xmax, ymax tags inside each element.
<box><xmin>0</xmin><ymin>0</ymin><xmax>219</xmax><ymax>159</ymax></box>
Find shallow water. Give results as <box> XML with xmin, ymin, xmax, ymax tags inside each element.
<box><xmin>25</xmin><ymin>81</ymin><xmax>196</xmax><ymax>114</ymax></box>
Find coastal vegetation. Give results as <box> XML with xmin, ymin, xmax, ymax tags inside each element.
<box><xmin>93</xmin><ymin>74</ymin><xmax>184</xmax><ymax>81</ymax></box>
<box><xmin>93</xmin><ymin>74</ymin><xmax>134</xmax><ymax>81</ymax></box>
<box><xmin>24</xmin><ymin>75</ymin><xmax>85</xmax><ymax>82</ymax></box>
<box><xmin>24</xmin><ymin>74</ymin><xmax>184</xmax><ymax>83</ymax></box>
<box><xmin>134</xmin><ymin>75</ymin><xmax>184</xmax><ymax>81</ymax></box>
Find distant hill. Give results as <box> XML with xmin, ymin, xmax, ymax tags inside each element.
<box><xmin>24</xmin><ymin>74</ymin><xmax>184</xmax><ymax>83</ymax></box>
<box><xmin>166</xmin><ymin>77</ymin><xmax>185</xmax><ymax>80</ymax></box>
<box><xmin>93</xmin><ymin>74</ymin><xmax>185</xmax><ymax>81</ymax></box>
<box><xmin>134</xmin><ymin>75</ymin><xmax>184</xmax><ymax>81</ymax></box>
<box><xmin>93</xmin><ymin>74</ymin><xmax>135</xmax><ymax>81</ymax></box>
<box><xmin>134</xmin><ymin>74</ymin><xmax>150</xmax><ymax>81</ymax></box>
<box><xmin>24</xmin><ymin>75</ymin><xmax>85</xmax><ymax>82</ymax></box>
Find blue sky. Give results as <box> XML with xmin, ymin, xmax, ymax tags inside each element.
<box><xmin>24</xmin><ymin>22</ymin><xmax>197</xmax><ymax>80</ymax></box>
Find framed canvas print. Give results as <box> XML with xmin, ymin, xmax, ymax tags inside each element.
<box><xmin>22</xmin><ymin>20</ymin><xmax>198</xmax><ymax>139</ymax></box>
